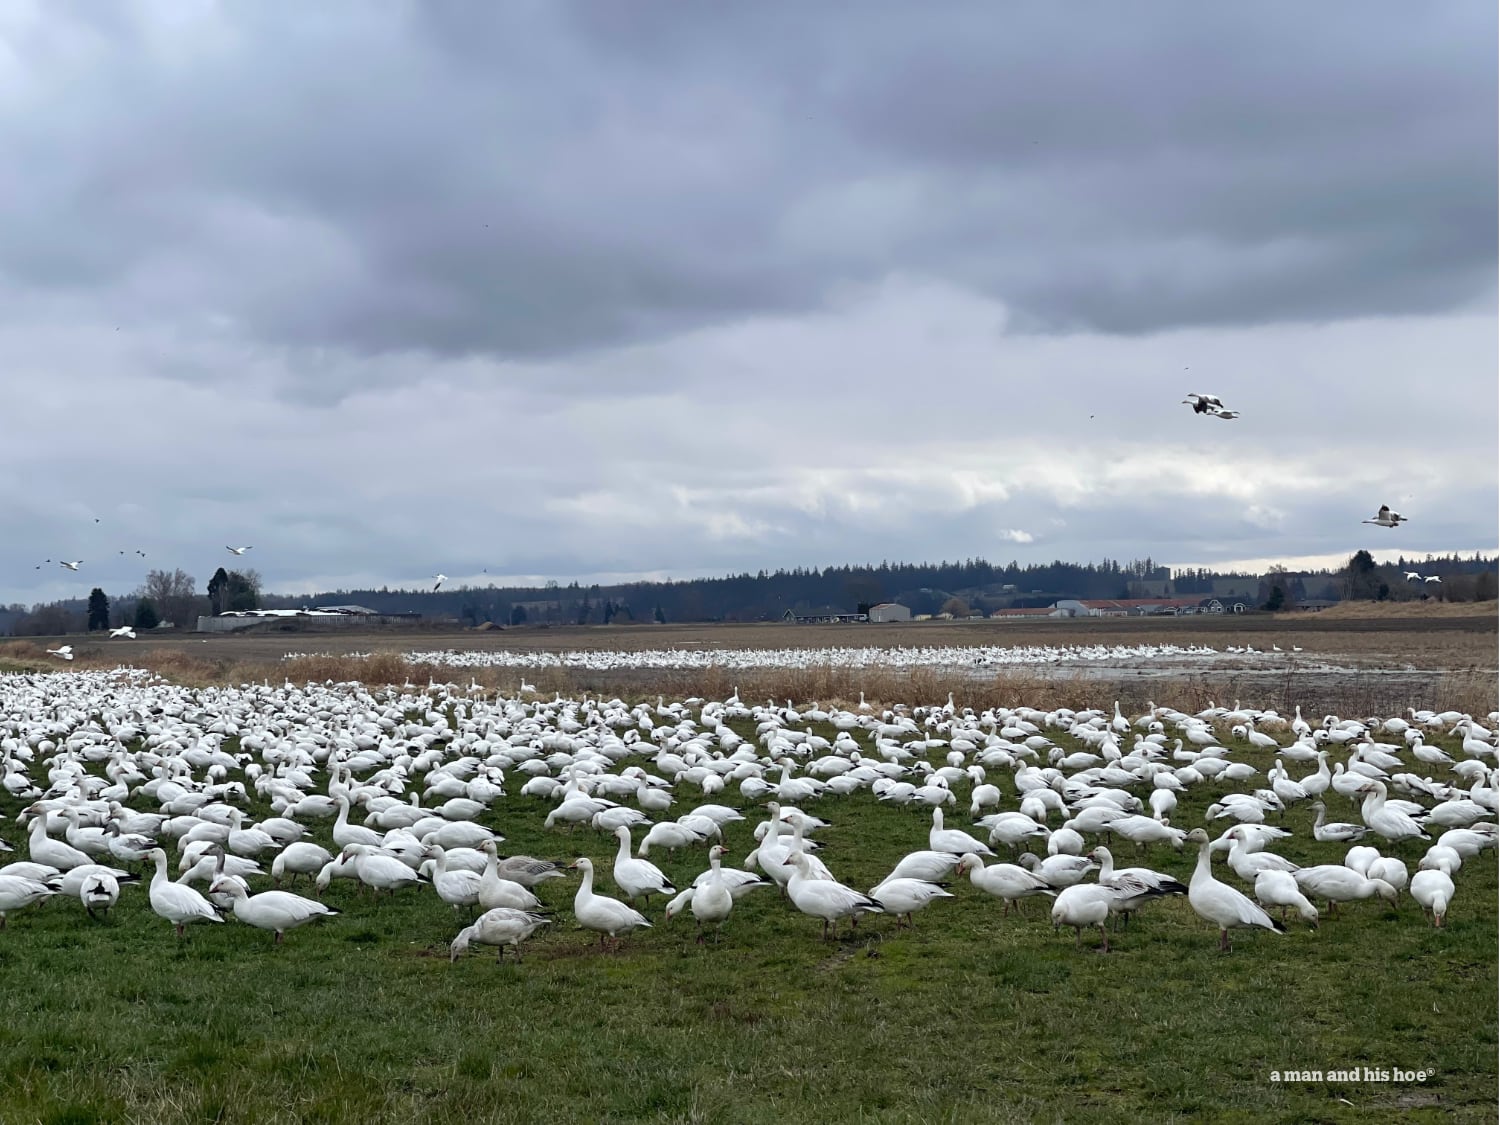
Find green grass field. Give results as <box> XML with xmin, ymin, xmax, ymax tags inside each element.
<box><xmin>0</xmin><ymin>710</ymin><xmax>1494</xmax><ymax>1125</ymax></box>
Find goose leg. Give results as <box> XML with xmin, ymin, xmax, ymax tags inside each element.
<box><xmin>1098</xmin><ymin>924</ymin><xmax>1110</xmax><ymax>953</ymax></box>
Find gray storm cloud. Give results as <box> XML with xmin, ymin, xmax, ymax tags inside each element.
<box><xmin>0</xmin><ymin>2</ymin><xmax>1494</xmax><ymax>603</ymax></box>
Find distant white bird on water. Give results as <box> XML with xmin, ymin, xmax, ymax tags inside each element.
<box><xmin>1362</xmin><ymin>505</ymin><xmax>1407</xmax><ymax>528</ymax></box>
<box><xmin>432</xmin><ymin>574</ymin><xmax>449</xmax><ymax>591</ymax></box>
<box><xmin>226</xmin><ymin>546</ymin><xmax>252</xmax><ymax>556</ymax></box>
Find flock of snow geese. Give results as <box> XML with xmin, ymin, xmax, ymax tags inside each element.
<box><xmin>0</xmin><ymin>670</ymin><xmax>1493</xmax><ymax>961</ymax></box>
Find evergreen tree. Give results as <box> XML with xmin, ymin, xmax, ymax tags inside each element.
<box><xmin>87</xmin><ymin>588</ymin><xmax>110</xmax><ymax>631</ymax></box>
<box><xmin>133</xmin><ymin>598</ymin><xmax>159</xmax><ymax>630</ymax></box>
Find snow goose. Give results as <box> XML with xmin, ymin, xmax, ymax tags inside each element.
<box><xmin>450</xmin><ymin>907</ymin><xmax>552</xmax><ymax>962</ymax></box>
<box><xmin>331</xmin><ymin>796</ymin><xmax>383</xmax><ymax>849</ymax></box>
<box><xmin>80</xmin><ymin>871</ymin><xmax>119</xmax><ymax>920</ymax></box>
<box><xmin>783</xmin><ymin>851</ymin><xmax>883</xmax><ymax>939</ymax></box>
<box><xmin>491</xmin><ymin>854</ymin><xmax>567</xmax><ymax>888</ymax></box>
<box><xmin>23</xmin><ymin>810</ymin><xmax>92</xmax><ymax>870</ymax></box>
<box><xmin>476</xmin><ymin>841</ymin><xmax>545</xmax><ymax>911</ymax></box>
<box><xmin>884</xmin><ymin>850</ymin><xmax>961</xmax><ymax>884</ymax></box>
<box><xmin>1310</xmin><ymin>802</ymin><xmax>1367</xmax><ymax>844</ymax></box>
<box><xmin>568</xmin><ymin>857</ymin><xmax>650</xmax><ymax>951</ymax></box>
<box><xmin>1418</xmin><ymin>845</ymin><xmax>1462</xmax><ymax>877</ymax></box>
<box><xmin>424</xmin><ymin>845</ymin><xmax>482</xmax><ymax>911</ymax></box>
<box><xmin>1355</xmin><ymin>781</ymin><xmax>1430</xmax><ymax>844</ymax></box>
<box><xmin>1252</xmin><ymin>870</ymin><xmax>1319</xmax><ymax>927</ymax></box>
<box><xmin>146</xmin><ymin>848</ymin><xmax>222</xmax><ymax>937</ymax></box>
<box><xmin>0</xmin><ymin>874</ymin><xmax>59</xmax><ymax>927</ymax></box>
<box><xmin>1016</xmin><ymin>852</ymin><xmax>1097</xmax><ymax>889</ymax></box>
<box><xmin>271</xmin><ymin>842</ymin><xmax>334</xmax><ymax>887</ymax></box>
<box><xmin>340</xmin><ymin>844</ymin><xmax>426</xmax><ymax>899</ymax></box>
<box><xmin>211</xmin><ymin>878</ymin><xmax>338</xmax><ymax>944</ymax></box>
<box><xmin>1293</xmin><ymin>866</ymin><xmax>1399</xmax><ymax>914</ymax></box>
<box><xmin>980</xmin><ymin>811</ymin><xmax>1051</xmax><ymax>852</ymax></box>
<box><xmin>868</xmin><ymin>876</ymin><xmax>953</xmax><ymax>928</ymax></box>
<box><xmin>611</xmin><ymin>826</ymin><xmax>676</xmax><ymax>906</ymax></box>
<box><xmin>1365</xmin><ymin>856</ymin><xmax>1408</xmax><ymax>896</ymax></box>
<box><xmin>689</xmin><ymin>845</ymin><xmax>736</xmax><ymax>942</ymax></box>
<box><xmin>929</xmin><ymin>809</ymin><xmax>994</xmax><ymax>857</ymax></box>
<box><xmin>1222</xmin><ymin>827</ymin><xmax>1299</xmax><ymax>881</ymax></box>
<box><xmin>637</xmin><ymin>820</ymin><xmax>706</xmax><ymax>855</ymax></box>
<box><xmin>1184</xmin><ymin>829</ymin><xmax>1285</xmax><ymax>951</ymax></box>
<box><xmin>1050</xmin><ymin>884</ymin><xmax>1119</xmax><ymax>952</ymax></box>
<box><xmin>1434</xmin><ymin>827</ymin><xmax>1496</xmax><ymax>859</ymax></box>
<box><xmin>957</xmin><ymin>852</ymin><xmax>1056</xmax><ymax>915</ymax></box>
<box><xmin>1090</xmin><ymin>847</ymin><xmax>1188</xmax><ymax>904</ymax></box>
<box><xmin>1409</xmin><ymin>869</ymin><xmax>1455</xmax><ymax>927</ymax></box>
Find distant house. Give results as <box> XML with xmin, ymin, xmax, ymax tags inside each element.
<box><xmin>867</xmin><ymin>603</ymin><xmax>912</xmax><ymax>623</ymax></box>
<box><xmin>1200</xmin><ymin>598</ymin><xmax>1249</xmax><ymax>615</ymax></box>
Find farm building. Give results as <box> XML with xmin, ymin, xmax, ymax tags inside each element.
<box><xmin>867</xmin><ymin>603</ymin><xmax>912</xmax><ymax>623</ymax></box>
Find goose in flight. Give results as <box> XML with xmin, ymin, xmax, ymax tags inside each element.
<box><xmin>109</xmin><ymin>626</ymin><xmax>137</xmax><ymax>639</ymax></box>
<box><xmin>1423</xmin><ymin>575</ymin><xmax>1441</xmax><ymax>584</ymax></box>
<box><xmin>1182</xmin><ymin>393</ymin><xmax>1236</xmax><ymax>418</ymax></box>
<box><xmin>60</xmin><ymin>560</ymin><xmax>82</xmax><ymax>571</ymax></box>
<box><xmin>1362</xmin><ymin>505</ymin><xmax>1406</xmax><ymax>528</ymax></box>
<box><xmin>226</xmin><ymin>546</ymin><xmax>252</xmax><ymax>556</ymax></box>
<box><xmin>1402</xmin><ymin>571</ymin><xmax>1421</xmax><ymax>581</ymax></box>
<box><xmin>432</xmin><ymin>574</ymin><xmax>449</xmax><ymax>591</ymax></box>
<box><xmin>45</xmin><ymin>645</ymin><xmax>74</xmax><ymax>661</ymax></box>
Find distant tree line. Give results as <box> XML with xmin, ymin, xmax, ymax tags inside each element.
<box><xmin>4</xmin><ymin>553</ymin><xmax>1493</xmax><ymax>634</ymax></box>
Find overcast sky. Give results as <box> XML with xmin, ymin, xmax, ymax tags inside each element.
<box><xmin>3</xmin><ymin>2</ymin><xmax>1495</xmax><ymax>606</ymax></box>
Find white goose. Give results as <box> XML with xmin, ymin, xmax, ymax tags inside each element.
<box><xmin>340</xmin><ymin>844</ymin><xmax>426</xmax><ymax>898</ymax></box>
<box><xmin>568</xmin><ymin>857</ymin><xmax>650</xmax><ymax>951</ymax></box>
<box><xmin>23</xmin><ymin>810</ymin><xmax>92</xmax><ymax>871</ymax></box>
<box><xmin>883</xmin><ymin>850</ymin><xmax>962</xmax><ymax>884</ymax></box>
<box><xmin>147</xmin><ymin>848</ymin><xmax>222</xmax><ymax>937</ymax></box>
<box><xmin>1184</xmin><ymin>829</ymin><xmax>1285</xmax><ymax>951</ymax></box>
<box><xmin>1355</xmin><ymin>781</ymin><xmax>1430</xmax><ymax>844</ymax></box>
<box><xmin>477</xmin><ymin>840</ymin><xmax>545</xmax><ymax>911</ymax></box>
<box><xmin>80</xmin><ymin>870</ymin><xmax>120</xmax><ymax>920</ymax></box>
<box><xmin>1409</xmin><ymin>869</ymin><xmax>1455</xmax><ymax>928</ymax></box>
<box><xmin>1292</xmin><ymin>865</ymin><xmax>1400</xmax><ymax>914</ymax></box>
<box><xmin>271</xmin><ymin>842</ymin><xmax>334</xmax><ymax>887</ymax></box>
<box><xmin>1016</xmin><ymin>852</ymin><xmax>1097</xmax><ymax>889</ymax></box>
<box><xmin>611</xmin><ymin>826</ymin><xmax>676</xmax><ymax>906</ymax></box>
<box><xmin>783</xmin><ymin>851</ymin><xmax>883</xmax><ymax>939</ymax></box>
<box><xmin>689</xmin><ymin>845</ymin><xmax>735</xmax><ymax>942</ymax></box>
<box><xmin>1309</xmin><ymin>802</ymin><xmax>1368</xmax><ymax>844</ymax></box>
<box><xmin>868</xmin><ymin>876</ymin><xmax>953</xmax><ymax>928</ymax></box>
<box><xmin>1252</xmin><ymin>870</ymin><xmax>1320</xmax><ymax>927</ymax></box>
<box><xmin>1050</xmin><ymin>883</ymin><xmax>1125</xmax><ymax>952</ymax></box>
<box><xmin>450</xmin><ymin>907</ymin><xmax>552</xmax><ymax>962</ymax></box>
<box><xmin>210</xmin><ymin>878</ymin><xmax>338</xmax><ymax>944</ymax></box>
<box><xmin>957</xmin><ymin>852</ymin><xmax>1056</xmax><ymax>915</ymax></box>
<box><xmin>929</xmin><ymin>809</ymin><xmax>994</xmax><ymax>857</ymax></box>
<box><xmin>424</xmin><ymin>845</ymin><xmax>481</xmax><ymax>911</ymax></box>
<box><xmin>0</xmin><ymin>874</ymin><xmax>58</xmax><ymax>927</ymax></box>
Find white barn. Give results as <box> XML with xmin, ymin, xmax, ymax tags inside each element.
<box><xmin>867</xmin><ymin>602</ymin><xmax>912</xmax><ymax>623</ymax></box>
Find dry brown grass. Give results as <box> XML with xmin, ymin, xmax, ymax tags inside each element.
<box><xmin>1315</xmin><ymin>599</ymin><xmax>1498</xmax><ymax>619</ymax></box>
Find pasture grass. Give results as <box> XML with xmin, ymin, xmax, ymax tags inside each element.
<box><xmin>0</xmin><ymin>701</ymin><xmax>1494</xmax><ymax>1124</ymax></box>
